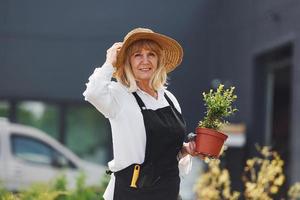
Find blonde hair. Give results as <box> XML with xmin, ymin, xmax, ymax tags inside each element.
<box><xmin>115</xmin><ymin>39</ymin><xmax>167</xmax><ymax>92</ymax></box>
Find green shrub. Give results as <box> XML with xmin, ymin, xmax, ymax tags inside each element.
<box><xmin>198</xmin><ymin>84</ymin><xmax>238</xmax><ymax>130</ymax></box>
<box><xmin>0</xmin><ymin>172</ymin><xmax>109</xmax><ymax>200</ymax></box>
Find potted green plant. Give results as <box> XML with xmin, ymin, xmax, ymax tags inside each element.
<box><xmin>195</xmin><ymin>84</ymin><xmax>238</xmax><ymax>158</ymax></box>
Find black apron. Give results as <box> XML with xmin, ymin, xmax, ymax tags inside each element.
<box><xmin>113</xmin><ymin>92</ymin><xmax>186</xmax><ymax>200</ymax></box>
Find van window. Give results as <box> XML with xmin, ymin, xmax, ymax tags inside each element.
<box><xmin>11</xmin><ymin>134</ymin><xmax>76</xmax><ymax>169</ymax></box>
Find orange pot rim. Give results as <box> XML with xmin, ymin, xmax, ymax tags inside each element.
<box><xmin>195</xmin><ymin>127</ymin><xmax>228</xmax><ymax>140</ymax></box>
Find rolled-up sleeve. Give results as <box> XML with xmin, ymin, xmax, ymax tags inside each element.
<box><xmin>83</xmin><ymin>63</ymin><xmax>120</xmax><ymax>119</ymax></box>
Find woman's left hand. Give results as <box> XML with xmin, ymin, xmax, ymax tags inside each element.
<box><xmin>181</xmin><ymin>141</ymin><xmax>205</xmax><ymax>160</ymax></box>
<box><xmin>181</xmin><ymin>141</ymin><xmax>198</xmax><ymax>157</ymax></box>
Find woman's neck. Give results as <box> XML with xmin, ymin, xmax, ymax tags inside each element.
<box><xmin>137</xmin><ymin>81</ymin><xmax>158</xmax><ymax>99</ymax></box>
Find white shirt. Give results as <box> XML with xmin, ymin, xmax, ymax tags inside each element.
<box><xmin>83</xmin><ymin>63</ymin><xmax>192</xmax><ymax>200</ymax></box>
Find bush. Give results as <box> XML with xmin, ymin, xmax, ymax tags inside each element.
<box><xmin>0</xmin><ymin>172</ymin><xmax>109</xmax><ymax>200</ymax></box>
<box><xmin>194</xmin><ymin>145</ymin><xmax>300</xmax><ymax>200</ymax></box>
<box><xmin>194</xmin><ymin>159</ymin><xmax>240</xmax><ymax>200</ymax></box>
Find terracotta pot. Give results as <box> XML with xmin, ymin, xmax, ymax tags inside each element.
<box><xmin>195</xmin><ymin>127</ymin><xmax>228</xmax><ymax>158</ymax></box>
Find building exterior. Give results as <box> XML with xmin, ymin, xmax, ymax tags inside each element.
<box><xmin>1</xmin><ymin>0</ymin><xmax>300</xmax><ymax>197</ymax></box>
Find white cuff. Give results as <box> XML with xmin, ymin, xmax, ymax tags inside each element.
<box><xmin>178</xmin><ymin>155</ymin><xmax>192</xmax><ymax>176</ymax></box>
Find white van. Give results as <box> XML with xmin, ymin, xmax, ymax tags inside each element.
<box><xmin>0</xmin><ymin>118</ymin><xmax>106</xmax><ymax>191</ymax></box>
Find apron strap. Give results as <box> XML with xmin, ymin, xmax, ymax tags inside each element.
<box><xmin>132</xmin><ymin>92</ymin><xmax>147</xmax><ymax>110</ymax></box>
<box><xmin>132</xmin><ymin>92</ymin><xmax>177</xmax><ymax>111</ymax></box>
<box><xmin>164</xmin><ymin>93</ymin><xmax>176</xmax><ymax>110</ymax></box>
<box><xmin>165</xmin><ymin>93</ymin><xmax>186</xmax><ymax>126</ymax></box>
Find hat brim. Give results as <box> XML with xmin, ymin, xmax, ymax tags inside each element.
<box><xmin>115</xmin><ymin>32</ymin><xmax>183</xmax><ymax>73</ymax></box>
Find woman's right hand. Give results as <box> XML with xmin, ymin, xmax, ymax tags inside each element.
<box><xmin>105</xmin><ymin>42</ymin><xmax>123</xmax><ymax>67</ymax></box>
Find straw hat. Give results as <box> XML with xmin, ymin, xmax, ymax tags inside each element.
<box><xmin>115</xmin><ymin>28</ymin><xmax>183</xmax><ymax>73</ymax></box>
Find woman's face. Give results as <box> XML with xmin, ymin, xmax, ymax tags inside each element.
<box><xmin>130</xmin><ymin>48</ymin><xmax>158</xmax><ymax>83</ymax></box>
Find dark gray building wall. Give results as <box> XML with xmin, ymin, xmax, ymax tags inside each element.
<box><xmin>291</xmin><ymin>39</ymin><xmax>300</xmax><ymax>183</ymax></box>
<box><xmin>206</xmin><ymin>0</ymin><xmax>300</xmax><ymax>184</ymax></box>
<box><xmin>0</xmin><ymin>0</ymin><xmax>209</xmax><ymax>102</ymax></box>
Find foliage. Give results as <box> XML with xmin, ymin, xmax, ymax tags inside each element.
<box><xmin>194</xmin><ymin>145</ymin><xmax>300</xmax><ymax>200</ymax></box>
<box><xmin>194</xmin><ymin>159</ymin><xmax>240</xmax><ymax>200</ymax></box>
<box><xmin>242</xmin><ymin>145</ymin><xmax>285</xmax><ymax>200</ymax></box>
<box><xmin>0</xmin><ymin>172</ymin><xmax>109</xmax><ymax>200</ymax></box>
<box><xmin>288</xmin><ymin>182</ymin><xmax>300</xmax><ymax>200</ymax></box>
<box><xmin>0</xmin><ymin>183</ymin><xmax>67</xmax><ymax>200</ymax></box>
<box><xmin>0</xmin><ymin>182</ymin><xmax>12</xmax><ymax>200</ymax></box>
<box><xmin>198</xmin><ymin>84</ymin><xmax>238</xmax><ymax>130</ymax></box>
<box><xmin>18</xmin><ymin>184</ymin><xmax>68</xmax><ymax>200</ymax></box>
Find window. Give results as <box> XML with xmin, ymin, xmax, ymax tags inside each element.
<box><xmin>3</xmin><ymin>99</ymin><xmax>111</xmax><ymax>166</ymax></box>
<box><xmin>0</xmin><ymin>101</ymin><xmax>9</xmax><ymax>118</ymax></box>
<box><xmin>65</xmin><ymin>105</ymin><xmax>110</xmax><ymax>165</ymax></box>
<box><xmin>11</xmin><ymin>134</ymin><xmax>76</xmax><ymax>169</ymax></box>
<box><xmin>16</xmin><ymin>101</ymin><xmax>59</xmax><ymax>139</ymax></box>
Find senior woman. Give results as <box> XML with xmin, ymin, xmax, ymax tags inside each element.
<box><xmin>83</xmin><ymin>28</ymin><xmax>197</xmax><ymax>200</ymax></box>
